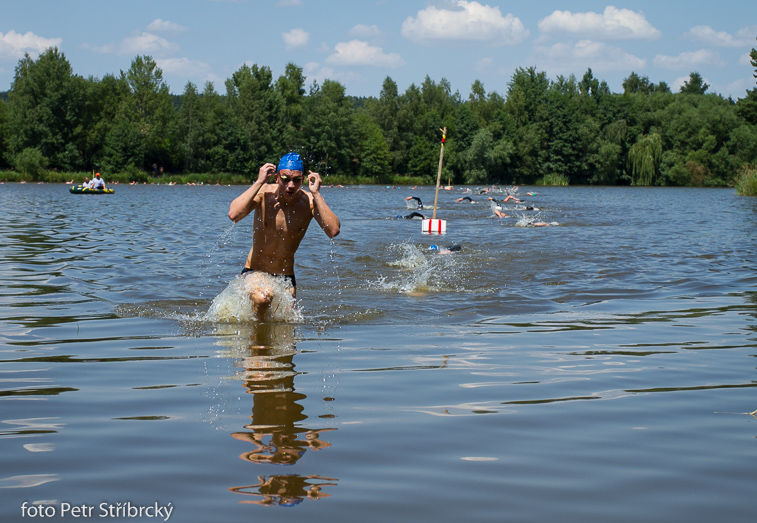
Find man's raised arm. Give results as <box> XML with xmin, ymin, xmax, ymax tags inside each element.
<box><xmin>228</xmin><ymin>163</ymin><xmax>276</xmax><ymax>222</ymax></box>
<box><xmin>308</xmin><ymin>171</ymin><xmax>340</xmax><ymax>238</ymax></box>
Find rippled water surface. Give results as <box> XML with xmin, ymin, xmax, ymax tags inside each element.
<box><xmin>1</xmin><ymin>182</ymin><xmax>756</xmax><ymax>522</ymax></box>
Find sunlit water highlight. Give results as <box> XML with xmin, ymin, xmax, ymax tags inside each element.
<box><xmin>1</xmin><ymin>183</ymin><xmax>756</xmax><ymax>523</ymax></box>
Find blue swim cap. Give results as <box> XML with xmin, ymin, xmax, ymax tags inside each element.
<box><xmin>278</xmin><ymin>152</ymin><xmax>303</xmax><ymax>172</ymax></box>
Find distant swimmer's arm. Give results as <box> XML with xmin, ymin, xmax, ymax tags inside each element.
<box><xmin>228</xmin><ymin>163</ymin><xmax>275</xmax><ymax>222</ymax></box>
<box><xmin>309</xmin><ymin>171</ymin><xmax>340</xmax><ymax>238</ymax></box>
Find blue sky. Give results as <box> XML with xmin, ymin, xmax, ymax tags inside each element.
<box><xmin>1</xmin><ymin>0</ymin><xmax>755</xmax><ymax>99</ymax></box>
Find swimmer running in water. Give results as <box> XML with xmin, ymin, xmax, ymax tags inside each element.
<box><xmin>228</xmin><ymin>152</ymin><xmax>340</xmax><ymax>320</ymax></box>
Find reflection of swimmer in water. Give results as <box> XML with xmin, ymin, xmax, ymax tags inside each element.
<box><xmin>224</xmin><ymin>324</ymin><xmax>338</xmax><ymax>505</ymax></box>
<box><xmin>230</xmin><ymin>335</ymin><xmax>335</xmax><ymax>465</ymax></box>
<box><xmin>396</xmin><ymin>211</ymin><xmax>425</xmax><ymax>219</ymax></box>
<box><xmin>456</xmin><ymin>196</ymin><xmax>474</xmax><ymax>203</ymax></box>
<box><xmin>405</xmin><ymin>196</ymin><xmax>423</xmax><ymax>209</ymax></box>
<box><xmin>230</xmin><ymin>474</ymin><xmax>338</xmax><ymax>506</ymax></box>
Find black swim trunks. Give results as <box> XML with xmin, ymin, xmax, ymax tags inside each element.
<box><xmin>240</xmin><ymin>268</ymin><xmax>296</xmax><ymax>288</ymax></box>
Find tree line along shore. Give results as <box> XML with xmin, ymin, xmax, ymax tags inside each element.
<box><xmin>1</xmin><ymin>43</ymin><xmax>756</xmax><ymax>195</ymax></box>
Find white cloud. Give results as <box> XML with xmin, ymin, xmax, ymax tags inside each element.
<box><xmin>304</xmin><ymin>61</ymin><xmax>366</xmax><ymax>87</ymax></box>
<box><xmin>0</xmin><ymin>30</ymin><xmax>63</xmax><ymax>61</ymax></box>
<box><xmin>683</xmin><ymin>25</ymin><xmax>757</xmax><ymax>48</ymax></box>
<box><xmin>325</xmin><ymin>40</ymin><xmax>405</xmax><ymax>67</ymax></box>
<box><xmin>538</xmin><ymin>6</ymin><xmax>661</xmax><ymax>40</ymax></box>
<box><xmin>147</xmin><ymin>19</ymin><xmax>188</xmax><ymax>33</ymax></box>
<box><xmin>653</xmin><ymin>49</ymin><xmax>724</xmax><ymax>70</ymax></box>
<box><xmin>533</xmin><ymin>40</ymin><xmax>646</xmax><ymax>73</ymax></box>
<box><xmin>722</xmin><ymin>78</ymin><xmax>749</xmax><ymax>98</ymax></box>
<box><xmin>120</xmin><ymin>33</ymin><xmax>179</xmax><ymax>56</ymax></box>
<box><xmin>349</xmin><ymin>24</ymin><xmax>381</xmax><ymax>38</ymax></box>
<box><xmin>475</xmin><ymin>57</ymin><xmax>493</xmax><ymax>73</ymax></box>
<box><xmin>155</xmin><ymin>57</ymin><xmax>211</xmax><ymax>77</ymax></box>
<box><xmin>282</xmin><ymin>28</ymin><xmax>309</xmax><ymax>49</ymax></box>
<box><xmin>739</xmin><ymin>52</ymin><xmax>754</xmax><ymax>67</ymax></box>
<box><xmin>401</xmin><ymin>1</ymin><xmax>529</xmax><ymax>45</ymax></box>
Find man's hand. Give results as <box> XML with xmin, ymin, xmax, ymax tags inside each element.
<box><xmin>257</xmin><ymin>163</ymin><xmax>276</xmax><ymax>185</ymax></box>
<box><xmin>308</xmin><ymin>171</ymin><xmax>322</xmax><ymax>194</ymax></box>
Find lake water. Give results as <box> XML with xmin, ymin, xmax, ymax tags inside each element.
<box><xmin>1</xmin><ymin>182</ymin><xmax>756</xmax><ymax>523</ymax></box>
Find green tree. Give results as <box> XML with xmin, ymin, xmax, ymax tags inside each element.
<box><xmin>223</xmin><ymin>63</ymin><xmax>284</xmax><ymax>173</ymax></box>
<box><xmin>102</xmin><ymin>56</ymin><xmax>174</xmax><ymax>173</ymax></box>
<box><xmin>628</xmin><ymin>133</ymin><xmax>662</xmax><ymax>185</ymax></box>
<box><xmin>679</xmin><ymin>72</ymin><xmax>709</xmax><ymax>95</ymax></box>
<box><xmin>658</xmin><ymin>93</ymin><xmax>740</xmax><ymax>184</ymax></box>
<box><xmin>505</xmin><ymin>67</ymin><xmax>550</xmax><ymax>183</ymax></box>
<box><xmin>6</xmin><ymin>48</ymin><xmax>87</xmax><ymax>172</ymax></box>
<box><xmin>275</xmin><ymin>62</ymin><xmax>306</xmax><ymax>150</ymax></box>
<box><xmin>736</xmin><ymin>38</ymin><xmax>757</xmax><ymax>125</ymax></box>
<box><xmin>459</xmin><ymin>128</ymin><xmax>514</xmax><ymax>184</ymax></box>
<box><xmin>197</xmin><ymin>82</ymin><xmax>227</xmax><ymax>173</ymax></box>
<box><xmin>0</xmin><ymin>98</ymin><xmax>8</xmax><ymax>169</ymax></box>
<box><xmin>365</xmin><ymin>76</ymin><xmax>401</xmax><ymax>171</ymax></box>
<box><xmin>302</xmin><ymin>79</ymin><xmax>356</xmax><ymax>175</ymax></box>
<box><xmin>83</xmin><ymin>74</ymin><xmax>129</xmax><ymax>173</ymax></box>
<box><xmin>354</xmin><ymin>113</ymin><xmax>391</xmax><ymax>181</ymax></box>
<box><xmin>175</xmin><ymin>82</ymin><xmax>201</xmax><ymax>172</ymax></box>
<box><xmin>14</xmin><ymin>147</ymin><xmax>47</xmax><ymax>177</ymax></box>
<box><xmin>622</xmin><ymin>72</ymin><xmax>669</xmax><ymax>96</ymax></box>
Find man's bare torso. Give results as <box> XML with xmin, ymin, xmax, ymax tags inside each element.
<box><xmin>244</xmin><ymin>185</ymin><xmax>314</xmax><ymax>275</ymax></box>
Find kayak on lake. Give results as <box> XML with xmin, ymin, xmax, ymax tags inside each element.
<box><xmin>69</xmin><ymin>185</ymin><xmax>114</xmax><ymax>194</ymax></box>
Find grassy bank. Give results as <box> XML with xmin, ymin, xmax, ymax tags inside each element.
<box><xmin>735</xmin><ymin>165</ymin><xmax>757</xmax><ymax>196</ymax></box>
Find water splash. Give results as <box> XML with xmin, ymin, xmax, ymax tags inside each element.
<box><xmin>514</xmin><ymin>212</ymin><xmax>559</xmax><ymax>227</ymax></box>
<box><xmin>197</xmin><ymin>222</ymin><xmax>243</xmax><ymax>299</ymax></box>
<box><xmin>206</xmin><ymin>274</ymin><xmax>303</xmax><ymax>324</ymax></box>
<box><xmin>367</xmin><ymin>242</ymin><xmax>470</xmax><ymax>294</ymax></box>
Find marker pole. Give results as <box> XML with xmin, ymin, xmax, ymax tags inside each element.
<box><xmin>432</xmin><ymin>127</ymin><xmax>446</xmax><ymax>220</ymax></box>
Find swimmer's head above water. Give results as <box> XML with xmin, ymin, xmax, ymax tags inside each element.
<box><xmin>277</xmin><ymin>152</ymin><xmax>303</xmax><ymax>173</ymax></box>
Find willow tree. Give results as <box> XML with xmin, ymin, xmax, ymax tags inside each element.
<box><xmin>629</xmin><ymin>133</ymin><xmax>662</xmax><ymax>185</ymax></box>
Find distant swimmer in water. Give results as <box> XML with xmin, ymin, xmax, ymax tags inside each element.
<box><xmin>405</xmin><ymin>196</ymin><xmax>423</xmax><ymax>209</ymax></box>
<box><xmin>429</xmin><ymin>244</ymin><xmax>461</xmax><ymax>254</ymax></box>
<box><xmin>493</xmin><ymin>209</ymin><xmax>507</xmax><ymax>218</ymax></box>
<box><xmin>397</xmin><ymin>211</ymin><xmax>425</xmax><ymax>219</ymax></box>
<box><xmin>517</xmin><ymin>217</ymin><xmax>558</xmax><ymax>227</ymax></box>
<box><xmin>456</xmin><ymin>196</ymin><xmax>474</xmax><ymax>203</ymax></box>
